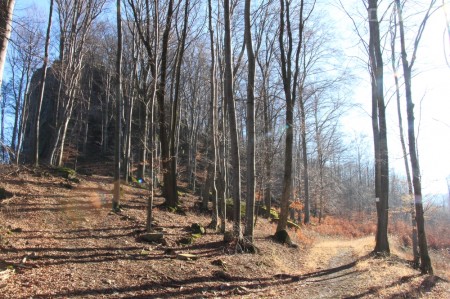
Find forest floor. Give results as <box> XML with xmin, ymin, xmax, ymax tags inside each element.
<box><xmin>0</xmin><ymin>165</ymin><xmax>449</xmax><ymax>298</ymax></box>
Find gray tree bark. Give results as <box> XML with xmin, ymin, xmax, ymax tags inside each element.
<box><xmin>224</xmin><ymin>0</ymin><xmax>242</xmax><ymax>239</ymax></box>
<box><xmin>34</xmin><ymin>0</ymin><xmax>53</xmax><ymax>167</ymax></box>
<box><xmin>244</xmin><ymin>0</ymin><xmax>256</xmax><ymax>242</ymax></box>
<box><xmin>395</xmin><ymin>0</ymin><xmax>434</xmax><ymax>274</ymax></box>
<box><xmin>368</xmin><ymin>0</ymin><xmax>390</xmax><ymax>255</ymax></box>
<box><xmin>113</xmin><ymin>0</ymin><xmax>123</xmax><ymax>211</ymax></box>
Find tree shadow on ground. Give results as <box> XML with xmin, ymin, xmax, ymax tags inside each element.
<box><xmin>342</xmin><ymin>274</ymin><xmax>420</xmax><ymax>298</ymax></box>
<box><xmin>31</xmin><ymin>255</ymin><xmax>368</xmax><ymax>298</ymax></box>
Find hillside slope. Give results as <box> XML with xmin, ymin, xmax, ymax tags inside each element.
<box><xmin>0</xmin><ymin>166</ymin><xmax>449</xmax><ymax>298</ymax></box>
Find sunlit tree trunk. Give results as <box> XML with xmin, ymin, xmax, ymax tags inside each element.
<box><xmin>276</xmin><ymin>0</ymin><xmax>305</xmax><ymax>233</ymax></box>
<box><xmin>389</xmin><ymin>8</ymin><xmax>419</xmax><ymax>267</ymax></box>
<box><xmin>33</xmin><ymin>0</ymin><xmax>53</xmax><ymax>167</ymax></box>
<box><xmin>146</xmin><ymin>0</ymin><xmax>159</xmax><ymax>232</ymax></box>
<box><xmin>395</xmin><ymin>0</ymin><xmax>434</xmax><ymax>274</ymax></box>
<box><xmin>0</xmin><ymin>0</ymin><xmax>15</xmax><ymax>93</ymax></box>
<box><xmin>299</xmin><ymin>93</ymin><xmax>310</xmax><ymax>224</ymax></box>
<box><xmin>368</xmin><ymin>0</ymin><xmax>390</xmax><ymax>255</ymax></box>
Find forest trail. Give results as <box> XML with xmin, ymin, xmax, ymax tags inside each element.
<box><xmin>264</xmin><ymin>236</ymin><xmax>450</xmax><ymax>299</ymax></box>
<box><xmin>0</xmin><ymin>167</ymin><xmax>449</xmax><ymax>298</ymax></box>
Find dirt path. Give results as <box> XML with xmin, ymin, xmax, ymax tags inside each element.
<box><xmin>262</xmin><ymin>237</ymin><xmax>449</xmax><ymax>299</ymax></box>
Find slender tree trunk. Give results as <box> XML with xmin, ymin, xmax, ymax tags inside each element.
<box><xmin>390</xmin><ymin>9</ymin><xmax>419</xmax><ymax>267</ymax></box>
<box><xmin>10</xmin><ymin>67</ymin><xmax>25</xmax><ymax>160</ymax></box>
<box><xmin>34</xmin><ymin>0</ymin><xmax>54</xmax><ymax>167</ymax></box>
<box><xmin>57</xmin><ymin>116</ymin><xmax>71</xmax><ymax>166</ymax></box>
<box><xmin>1</xmin><ymin>95</ymin><xmax>5</xmax><ymax>161</ymax></box>
<box><xmin>0</xmin><ymin>0</ymin><xmax>15</xmax><ymax>93</ymax></box>
<box><xmin>203</xmin><ymin>0</ymin><xmax>219</xmax><ymax>230</ymax></box>
<box><xmin>395</xmin><ymin>0</ymin><xmax>433</xmax><ymax>274</ymax></box>
<box><xmin>124</xmin><ymin>94</ymin><xmax>134</xmax><ymax>182</ymax></box>
<box><xmin>300</xmin><ymin>95</ymin><xmax>310</xmax><ymax>224</ymax></box>
<box><xmin>147</xmin><ymin>0</ymin><xmax>159</xmax><ymax>231</ymax></box>
<box><xmin>263</xmin><ymin>97</ymin><xmax>272</xmax><ymax>218</ymax></box>
<box><xmin>113</xmin><ymin>0</ymin><xmax>123</xmax><ymax>211</ymax></box>
<box><xmin>218</xmin><ymin>92</ymin><xmax>227</xmax><ymax>233</ymax></box>
<box><xmin>244</xmin><ymin>0</ymin><xmax>256</xmax><ymax>242</ymax></box>
<box><xmin>137</xmin><ymin>99</ymin><xmax>148</xmax><ymax>179</ymax></box>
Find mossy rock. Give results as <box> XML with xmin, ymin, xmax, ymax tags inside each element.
<box><xmin>287</xmin><ymin>220</ymin><xmax>300</xmax><ymax>230</ymax></box>
<box><xmin>259</xmin><ymin>206</ymin><xmax>279</xmax><ymax>219</ymax></box>
<box><xmin>128</xmin><ymin>176</ymin><xmax>139</xmax><ymax>183</ymax></box>
<box><xmin>55</xmin><ymin>167</ymin><xmax>76</xmax><ymax>178</ymax></box>
<box><xmin>178</xmin><ymin>233</ymin><xmax>202</xmax><ymax>245</ymax></box>
<box><xmin>139</xmin><ymin>232</ymin><xmax>164</xmax><ymax>243</ymax></box>
<box><xmin>190</xmin><ymin>223</ymin><xmax>206</xmax><ymax>235</ymax></box>
<box><xmin>167</xmin><ymin>205</ymin><xmax>187</xmax><ymax>216</ymax></box>
<box><xmin>0</xmin><ymin>187</ymin><xmax>13</xmax><ymax>200</ymax></box>
<box><xmin>55</xmin><ymin>167</ymin><xmax>79</xmax><ymax>183</ymax></box>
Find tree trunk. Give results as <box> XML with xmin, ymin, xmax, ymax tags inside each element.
<box><xmin>203</xmin><ymin>0</ymin><xmax>219</xmax><ymax>228</ymax></box>
<box><xmin>158</xmin><ymin>0</ymin><xmax>178</xmax><ymax>207</ymax></box>
<box><xmin>113</xmin><ymin>0</ymin><xmax>123</xmax><ymax>211</ymax></box>
<box><xmin>168</xmin><ymin>0</ymin><xmax>190</xmax><ymax>206</ymax></box>
<box><xmin>395</xmin><ymin>0</ymin><xmax>433</xmax><ymax>274</ymax></box>
<box><xmin>389</xmin><ymin>10</ymin><xmax>419</xmax><ymax>267</ymax></box>
<box><xmin>244</xmin><ymin>0</ymin><xmax>256</xmax><ymax>242</ymax></box>
<box><xmin>137</xmin><ymin>99</ymin><xmax>148</xmax><ymax>180</ymax></box>
<box><xmin>146</xmin><ymin>0</ymin><xmax>159</xmax><ymax>231</ymax></box>
<box><xmin>33</xmin><ymin>0</ymin><xmax>54</xmax><ymax>167</ymax></box>
<box><xmin>276</xmin><ymin>0</ymin><xmax>299</xmax><ymax>232</ymax></box>
<box><xmin>0</xmin><ymin>0</ymin><xmax>15</xmax><ymax>93</ymax></box>
<box><xmin>368</xmin><ymin>0</ymin><xmax>390</xmax><ymax>255</ymax></box>
<box><xmin>224</xmin><ymin>0</ymin><xmax>241</xmax><ymax>238</ymax></box>
<box><xmin>300</xmin><ymin>95</ymin><xmax>310</xmax><ymax>224</ymax></box>
<box><xmin>124</xmin><ymin>93</ymin><xmax>134</xmax><ymax>183</ymax></box>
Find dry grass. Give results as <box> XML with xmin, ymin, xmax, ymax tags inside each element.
<box><xmin>308</xmin><ymin>214</ymin><xmax>377</xmax><ymax>238</ymax></box>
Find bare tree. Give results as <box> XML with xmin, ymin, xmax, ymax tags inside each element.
<box><xmin>157</xmin><ymin>0</ymin><xmax>178</xmax><ymax>207</ymax></box>
<box><xmin>244</xmin><ymin>0</ymin><xmax>256</xmax><ymax>242</ymax></box>
<box><xmin>112</xmin><ymin>0</ymin><xmax>123</xmax><ymax>212</ymax></box>
<box><xmin>168</xmin><ymin>0</ymin><xmax>191</xmax><ymax>206</ymax></box>
<box><xmin>368</xmin><ymin>0</ymin><xmax>390</xmax><ymax>255</ymax></box>
<box><xmin>395</xmin><ymin>0</ymin><xmax>436</xmax><ymax>274</ymax></box>
<box><xmin>276</xmin><ymin>0</ymin><xmax>308</xmax><ymax>235</ymax></box>
<box><xmin>389</xmin><ymin>6</ymin><xmax>419</xmax><ymax>267</ymax></box>
<box><xmin>6</xmin><ymin>13</ymin><xmax>43</xmax><ymax>164</ymax></box>
<box><xmin>224</xmin><ymin>0</ymin><xmax>242</xmax><ymax>239</ymax></box>
<box><xmin>34</xmin><ymin>0</ymin><xmax>54</xmax><ymax>167</ymax></box>
<box><xmin>45</xmin><ymin>0</ymin><xmax>106</xmax><ymax>166</ymax></box>
<box><xmin>0</xmin><ymin>0</ymin><xmax>15</xmax><ymax>93</ymax></box>
<box><xmin>202</xmin><ymin>0</ymin><xmax>220</xmax><ymax>230</ymax></box>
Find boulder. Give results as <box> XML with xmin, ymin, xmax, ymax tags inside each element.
<box><xmin>190</xmin><ymin>223</ymin><xmax>206</xmax><ymax>235</ymax></box>
<box><xmin>139</xmin><ymin>232</ymin><xmax>164</xmax><ymax>243</ymax></box>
